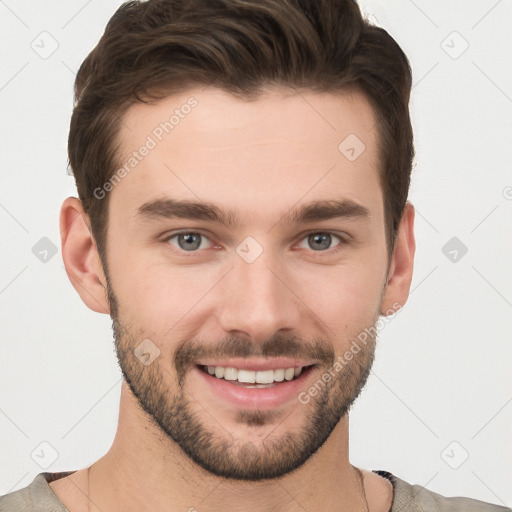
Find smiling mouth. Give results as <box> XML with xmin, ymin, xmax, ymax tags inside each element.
<box><xmin>196</xmin><ymin>364</ymin><xmax>316</xmax><ymax>388</ymax></box>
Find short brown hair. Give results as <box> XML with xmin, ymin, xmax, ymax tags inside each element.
<box><xmin>68</xmin><ymin>0</ymin><xmax>414</xmax><ymax>268</ymax></box>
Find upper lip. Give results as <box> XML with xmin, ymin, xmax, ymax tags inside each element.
<box><xmin>196</xmin><ymin>358</ymin><xmax>317</xmax><ymax>371</ymax></box>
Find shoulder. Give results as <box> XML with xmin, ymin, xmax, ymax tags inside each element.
<box><xmin>376</xmin><ymin>471</ymin><xmax>512</xmax><ymax>512</ymax></box>
<box><xmin>0</xmin><ymin>473</ymin><xmax>72</xmax><ymax>512</ymax></box>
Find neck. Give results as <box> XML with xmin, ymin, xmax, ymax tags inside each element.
<box><xmin>86</xmin><ymin>381</ymin><xmax>367</xmax><ymax>512</ymax></box>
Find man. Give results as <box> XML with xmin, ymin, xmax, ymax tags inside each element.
<box><xmin>1</xmin><ymin>0</ymin><xmax>509</xmax><ymax>511</ymax></box>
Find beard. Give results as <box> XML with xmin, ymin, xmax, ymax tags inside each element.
<box><xmin>104</xmin><ymin>270</ymin><xmax>379</xmax><ymax>482</ymax></box>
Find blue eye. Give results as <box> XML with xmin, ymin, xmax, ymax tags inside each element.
<box><xmin>163</xmin><ymin>230</ymin><xmax>346</xmax><ymax>255</ymax></box>
<box><xmin>297</xmin><ymin>232</ymin><xmax>345</xmax><ymax>252</ymax></box>
<box><xmin>165</xmin><ymin>232</ymin><xmax>213</xmax><ymax>252</ymax></box>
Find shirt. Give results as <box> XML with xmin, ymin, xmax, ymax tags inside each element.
<box><xmin>0</xmin><ymin>469</ymin><xmax>510</xmax><ymax>511</ymax></box>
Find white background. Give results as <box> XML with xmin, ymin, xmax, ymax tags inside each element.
<box><xmin>1</xmin><ymin>0</ymin><xmax>511</xmax><ymax>506</ymax></box>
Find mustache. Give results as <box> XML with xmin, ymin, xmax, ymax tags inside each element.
<box><xmin>174</xmin><ymin>333</ymin><xmax>335</xmax><ymax>383</ymax></box>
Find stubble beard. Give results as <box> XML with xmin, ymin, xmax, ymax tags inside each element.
<box><xmin>105</xmin><ymin>272</ymin><xmax>379</xmax><ymax>481</ymax></box>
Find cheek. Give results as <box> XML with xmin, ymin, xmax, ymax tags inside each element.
<box><xmin>295</xmin><ymin>258</ymin><xmax>384</xmax><ymax>339</ymax></box>
<box><xmin>113</xmin><ymin>255</ymin><xmax>222</xmax><ymax>330</ymax></box>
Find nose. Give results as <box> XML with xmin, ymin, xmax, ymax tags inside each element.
<box><xmin>217</xmin><ymin>246</ymin><xmax>302</xmax><ymax>343</ymax></box>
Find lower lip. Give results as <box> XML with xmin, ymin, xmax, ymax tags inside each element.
<box><xmin>193</xmin><ymin>365</ymin><xmax>316</xmax><ymax>410</ymax></box>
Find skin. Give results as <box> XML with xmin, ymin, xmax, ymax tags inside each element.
<box><xmin>55</xmin><ymin>86</ymin><xmax>415</xmax><ymax>512</ymax></box>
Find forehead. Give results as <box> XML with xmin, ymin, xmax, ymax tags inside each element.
<box><xmin>110</xmin><ymin>86</ymin><xmax>381</xmax><ymax>227</ymax></box>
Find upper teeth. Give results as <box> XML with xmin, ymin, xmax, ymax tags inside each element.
<box><xmin>206</xmin><ymin>365</ymin><xmax>303</xmax><ymax>384</ymax></box>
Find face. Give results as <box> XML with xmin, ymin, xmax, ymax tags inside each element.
<box><xmin>101</xmin><ymin>86</ymin><xmax>390</xmax><ymax>480</ymax></box>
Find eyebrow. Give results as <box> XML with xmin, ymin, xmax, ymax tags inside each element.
<box><xmin>134</xmin><ymin>197</ymin><xmax>370</xmax><ymax>229</ymax></box>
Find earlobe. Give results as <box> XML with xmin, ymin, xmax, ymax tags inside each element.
<box><xmin>380</xmin><ymin>201</ymin><xmax>416</xmax><ymax>316</ymax></box>
<box><xmin>60</xmin><ymin>196</ymin><xmax>110</xmax><ymax>314</ymax></box>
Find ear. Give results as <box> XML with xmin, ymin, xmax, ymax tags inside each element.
<box><xmin>60</xmin><ymin>196</ymin><xmax>110</xmax><ymax>314</ymax></box>
<box><xmin>380</xmin><ymin>201</ymin><xmax>416</xmax><ymax>315</ymax></box>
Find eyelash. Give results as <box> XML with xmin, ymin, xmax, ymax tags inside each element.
<box><xmin>162</xmin><ymin>230</ymin><xmax>348</xmax><ymax>257</ymax></box>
